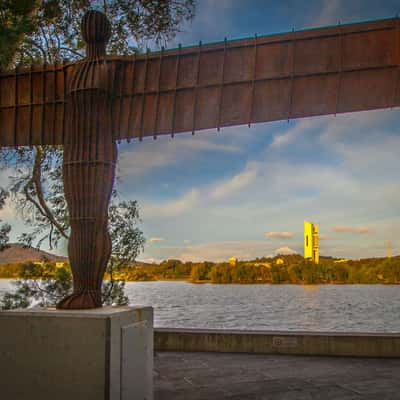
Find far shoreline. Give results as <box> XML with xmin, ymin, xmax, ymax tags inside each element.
<box><xmin>0</xmin><ymin>277</ymin><xmax>399</xmax><ymax>285</ymax></box>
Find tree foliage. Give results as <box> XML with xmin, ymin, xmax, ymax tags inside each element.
<box><xmin>0</xmin><ymin>195</ymin><xmax>145</xmax><ymax>309</ymax></box>
<box><xmin>0</xmin><ymin>260</ymin><xmax>129</xmax><ymax>309</ymax></box>
<box><xmin>1</xmin><ymin>0</ymin><xmax>195</xmax><ymax>68</ymax></box>
<box><xmin>2</xmin><ymin>255</ymin><xmax>400</xmax><ymax>304</ymax></box>
<box><xmin>78</xmin><ymin>254</ymin><xmax>400</xmax><ymax>285</ymax></box>
<box><xmin>2</xmin><ymin>147</ymin><xmax>67</xmax><ymax>250</ymax></box>
<box><xmin>0</xmin><ymin>0</ymin><xmax>38</xmax><ymax>69</ymax></box>
<box><xmin>0</xmin><ymin>189</ymin><xmax>11</xmax><ymax>251</ymax></box>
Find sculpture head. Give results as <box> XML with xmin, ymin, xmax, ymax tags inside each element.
<box><xmin>81</xmin><ymin>10</ymin><xmax>111</xmax><ymax>59</ymax></box>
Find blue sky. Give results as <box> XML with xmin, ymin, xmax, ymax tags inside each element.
<box><xmin>1</xmin><ymin>0</ymin><xmax>400</xmax><ymax>262</ymax></box>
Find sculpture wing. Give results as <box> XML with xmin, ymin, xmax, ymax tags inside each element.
<box><xmin>0</xmin><ymin>63</ymin><xmax>74</xmax><ymax>147</ymax></box>
<box><xmin>112</xmin><ymin>17</ymin><xmax>400</xmax><ymax>141</ymax></box>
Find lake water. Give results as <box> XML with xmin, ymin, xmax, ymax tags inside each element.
<box><xmin>1</xmin><ymin>280</ymin><xmax>399</xmax><ymax>332</ymax></box>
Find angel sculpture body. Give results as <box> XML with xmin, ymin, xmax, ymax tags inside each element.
<box><xmin>59</xmin><ymin>12</ymin><xmax>117</xmax><ymax>308</ymax></box>
<box><xmin>0</xmin><ymin>10</ymin><xmax>398</xmax><ymax>308</ymax></box>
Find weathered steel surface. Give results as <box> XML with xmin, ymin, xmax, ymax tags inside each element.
<box><xmin>112</xmin><ymin>17</ymin><xmax>400</xmax><ymax>139</ymax></box>
<box><xmin>0</xmin><ymin>63</ymin><xmax>71</xmax><ymax>146</ymax></box>
<box><xmin>0</xmin><ymin>17</ymin><xmax>399</xmax><ymax>147</ymax></box>
<box><xmin>57</xmin><ymin>11</ymin><xmax>117</xmax><ymax>309</ymax></box>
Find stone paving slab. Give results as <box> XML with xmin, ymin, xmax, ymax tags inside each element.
<box><xmin>154</xmin><ymin>352</ymin><xmax>400</xmax><ymax>400</ymax></box>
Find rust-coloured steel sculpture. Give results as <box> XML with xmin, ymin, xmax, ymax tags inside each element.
<box><xmin>58</xmin><ymin>12</ymin><xmax>117</xmax><ymax>308</ymax></box>
<box><xmin>0</xmin><ymin>11</ymin><xmax>399</xmax><ymax>308</ymax></box>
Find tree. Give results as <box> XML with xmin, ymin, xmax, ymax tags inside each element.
<box><xmin>0</xmin><ymin>0</ymin><xmax>38</xmax><ymax>69</ymax></box>
<box><xmin>209</xmin><ymin>263</ymin><xmax>233</xmax><ymax>284</ymax></box>
<box><xmin>1</xmin><ymin>0</ymin><xmax>195</xmax><ymax>69</ymax></box>
<box><xmin>380</xmin><ymin>257</ymin><xmax>400</xmax><ymax>283</ymax></box>
<box><xmin>0</xmin><ymin>0</ymin><xmax>195</xmax><ymax>308</ymax></box>
<box><xmin>270</xmin><ymin>264</ymin><xmax>289</xmax><ymax>284</ymax></box>
<box><xmin>0</xmin><ymin>189</ymin><xmax>11</xmax><ymax>251</ymax></box>
<box><xmin>0</xmin><ymin>261</ymin><xmax>72</xmax><ymax>309</ymax></box>
<box><xmin>0</xmin><ymin>198</ymin><xmax>145</xmax><ymax>309</ymax></box>
<box><xmin>189</xmin><ymin>263</ymin><xmax>211</xmax><ymax>282</ymax></box>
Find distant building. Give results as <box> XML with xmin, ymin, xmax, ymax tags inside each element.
<box><xmin>386</xmin><ymin>240</ymin><xmax>392</xmax><ymax>258</ymax></box>
<box><xmin>33</xmin><ymin>261</ymin><xmax>67</xmax><ymax>268</ymax></box>
<box><xmin>275</xmin><ymin>258</ymin><xmax>284</xmax><ymax>265</ymax></box>
<box><xmin>253</xmin><ymin>262</ymin><xmax>271</xmax><ymax>268</ymax></box>
<box><xmin>304</xmin><ymin>221</ymin><xmax>319</xmax><ymax>264</ymax></box>
<box><xmin>228</xmin><ymin>257</ymin><xmax>237</xmax><ymax>266</ymax></box>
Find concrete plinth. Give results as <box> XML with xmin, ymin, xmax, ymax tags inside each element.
<box><xmin>0</xmin><ymin>306</ymin><xmax>153</xmax><ymax>400</ymax></box>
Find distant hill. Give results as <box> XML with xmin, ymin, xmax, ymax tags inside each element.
<box><xmin>132</xmin><ymin>261</ymin><xmax>156</xmax><ymax>267</ymax></box>
<box><xmin>0</xmin><ymin>243</ymin><xmax>67</xmax><ymax>264</ymax></box>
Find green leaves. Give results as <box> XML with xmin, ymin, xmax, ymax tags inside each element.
<box><xmin>0</xmin><ymin>146</ymin><xmax>146</xmax><ymax>309</ymax></box>
<box><xmin>1</xmin><ymin>0</ymin><xmax>195</xmax><ymax>67</ymax></box>
<box><xmin>0</xmin><ymin>189</ymin><xmax>10</xmax><ymax>252</ymax></box>
<box><xmin>0</xmin><ymin>260</ymin><xmax>131</xmax><ymax>309</ymax></box>
<box><xmin>0</xmin><ymin>0</ymin><xmax>38</xmax><ymax>68</ymax></box>
<box><xmin>41</xmin><ymin>0</ymin><xmax>62</xmax><ymax>20</ymax></box>
<box><xmin>109</xmin><ymin>199</ymin><xmax>145</xmax><ymax>270</ymax></box>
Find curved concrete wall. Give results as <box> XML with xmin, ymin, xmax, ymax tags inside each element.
<box><xmin>155</xmin><ymin>328</ymin><xmax>400</xmax><ymax>358</ymax></box>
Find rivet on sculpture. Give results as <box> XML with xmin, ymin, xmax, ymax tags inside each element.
<box><xmin>0</xmin><ymin>11</ymin><xmax>398</xmax><ymax>308</ymax></box>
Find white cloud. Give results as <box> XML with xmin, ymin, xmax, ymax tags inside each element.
<box><xmin>313</xmin><ymin>0</ymin><xmax>343</xmax><ymax>26</ymax></box>
<box><xmin>118</xmin><ymin>132</ymin><xmax>241</xmax><ymax>178</ymax></box>
<box><xmin>266</xmin><ymin>231</ymin><xmax>294</xmax><ymax>239</ymax></box>
<box><xmin>275</xmin><ymin>246</ymin><xmax>297</xmax><ymax>255</ymax></box>
<box><xmin>139</xmin><ymin>257</ymin><xmax>162</xmax><ymax>264</ymax></box>
<box><xmin>270</xmin><ymin>119</ymin><xmax>323</xmax><ymax>148</ymax></box>
<box><xmin>148</xmin><ymin>237</ymin><xmax>166</xmax><ymax>244</ymax></box>
<box><xmin>147</xmin><ymin>240</ymin><xmax>291</xmax><ymax>263</ymax></box>
<box><xmin>319</xmin><ymin>109</ymin><xmax>396</xmax><ymax>144</ymax></box>
<box><xmin>209</xmin><ymin>162</ymin><xmax>258</xmax><ymax>201</ymax></box>
<box><xmin>118</xmin><ymin>148</ymin><xmax>176</xmax><ymax>178</ymax></box>
<box><xmin>333</xmin><ymin>226</ymin><xmax>372</xmax><ymax>235</ymax></box>
<box><xmin>0</xmin><ymin>198</ymin><xmax>16</xmax><ymax>220</ymax></box>
<box><xmin>142</xmin><ymin>189</ymin><xmax>200</xmax><ymax>218</ymax></box>
<box><xmin>142</xmin><ymin>161</ymin><xmax>260</xmax><ymax>218</ymax></box>
<box><xmin>0</xmin><ymin>168</ymin><xmax>16</xmax><ymax>221</ymax></box>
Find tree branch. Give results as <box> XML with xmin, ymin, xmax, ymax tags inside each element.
<box><xmin>31</xmin><ymin>147</ymin><xmax>68</xmax><ymax>240</ymax></box>
<box><xmin>59</xmin><ymin>47</ymin><xmax>84</xmax><ymax>58</ymax></box>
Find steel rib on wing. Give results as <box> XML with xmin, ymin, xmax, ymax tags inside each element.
<box><xmin>112</xmin><ymin>17</ymin><xmax>400</xmax><ymax>141</ymax></box>
<box><xmin>0</xmin><ymin>63</ymin><xmax>74</xmax><ymax>147</ymax></box>
<box><xmin>0</xmin><ymin>18</ymin><xmax>398</xmax><ymax>147</ymax></box>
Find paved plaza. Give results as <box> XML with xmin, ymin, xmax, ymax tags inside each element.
<box><xmin>155</xmin><ymin>351</ymin><xmax>400</xmax><ymax>399</ymax></box>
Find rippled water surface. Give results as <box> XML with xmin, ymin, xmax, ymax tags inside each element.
<box><xmin>1</xmin><ymin>280</ymin><xmax>399</xmax><ymax>332</ymax></box>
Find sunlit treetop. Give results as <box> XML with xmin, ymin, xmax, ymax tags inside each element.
<box><xmin>0</xmin><ymin>0</ymin><xmax>195</xmax><ymax>68</ymax></box>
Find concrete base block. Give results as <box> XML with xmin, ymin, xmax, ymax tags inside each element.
<box><xmin>0</xmin><ymin>306</ymin><xmax>153</xmax><ymax>400</ymax></box>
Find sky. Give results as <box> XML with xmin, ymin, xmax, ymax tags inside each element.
<box><xmin>1</xmin><ymin>0</ymin><xmax>400</xmax><ymax>262</ymax></box>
